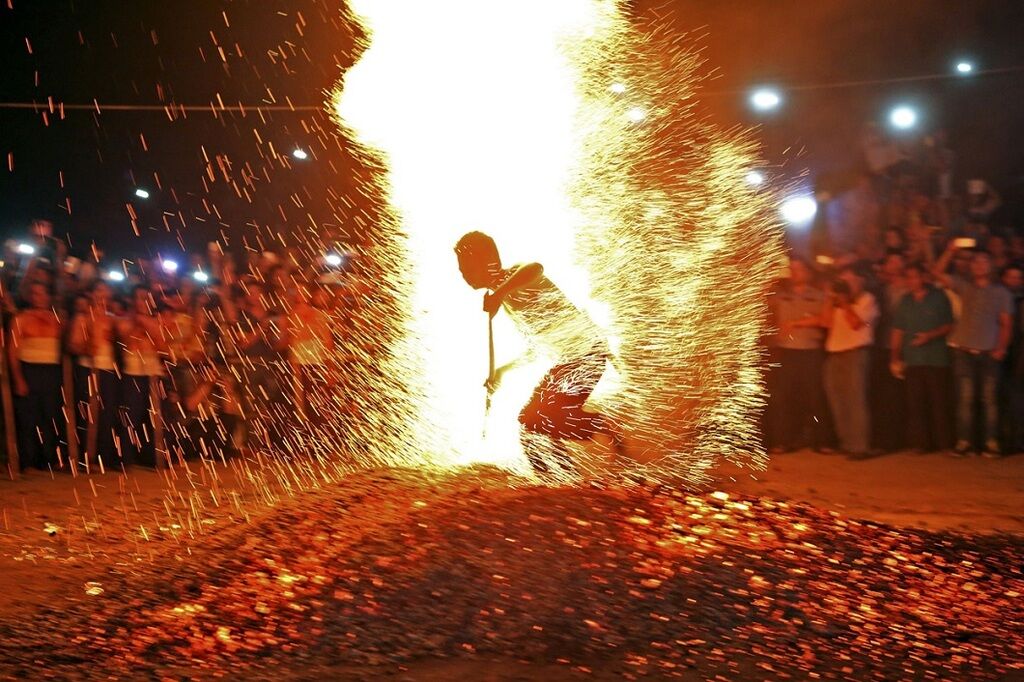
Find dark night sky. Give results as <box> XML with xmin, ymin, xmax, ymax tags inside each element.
<box><xmin>2</xmin><ymin>0</ymin><xmax>1023</xmax><ymax>259</ymax></box>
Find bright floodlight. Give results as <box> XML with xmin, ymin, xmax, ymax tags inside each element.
<box><xmin>889</xmin><ymin>106</ymin><xmax>918</xmax><ymax>130</ymax></box>
<box><xmin>160</xmin><ymin>259</ymin><xmax>179</xmax><ymax>274</ymax></box>
<box><xmin>780</xmin><ymin>196</ymin><xmax>817</xmax><ymax>226</ymax></box>
<box><xmin>746</xmin><ymin>170</ymin><xmax>766</xmax><ymax>187</ymax></box>
<box><xmin>750</xmin><ymin>88</ymin><xmax>782</xmax><ymax>112</ymax></box>
<box><xmin>956</xmin><ymin>61</ymin><xmax>974</xmax><ymax>74</ymax></box>
<box><xmin>292</xmin><ymin>148</ymin><xmax>309</xmax><ymax>160</ymax></box>
<box><xmin>626</xmin><ymin>106</ymin><xmax>646</xmax><ymax>123</ymax></box>
<box><xmin>324</xmin><ymin>253</ymin><xmax>344</xmax><ymax>267</ymax></box>
<box><xmin>192</xmin><ymin>270</ymin><xmax>209</xmax><ymax>283</ymax></box>
<box><xmin>134</xmin><ymin>188</ymin><xmax>150</xmax><ymax>199</ymax></box>
<box><xmin>107</xmin><ymin>270</ymin><xmax>125</xmax><ymax>282</ymax></box>
<box><xmin>609</xmin><ymin>82</ymin><xmax>627</xmax><ymax>94</ymax></box>
<box><xmin>16</xmin><ymin>243</ymin><xmax>35</xmax><ymax>255</ymax></box>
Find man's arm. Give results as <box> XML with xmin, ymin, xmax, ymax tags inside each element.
<box><xmin>484</xmin><ymin>348</ymin><xmax>537</xmax><ymax>392</ymax></box>
<box><xmin>890</xmin><ymin>328</ymin><xmax>904</xmax><ymax>363</ymax></box>
<box><xmin>933</xmin><ymin>241</ymin><xmax>967</xmax><ymax>289</ymax></box>
<box><xmin>993</xmin><ymin>312</ymin><xmax>1011</xmax><ymax>361</ymax></box>
<box><xmin>67</xmin><ymin>313</ymin><xmax>89</xmax><ymax>356</ymax></box>
<box><xmin>6</xmin><ymin>317</ymin><xmax>27</xmax><ymax>396</ymax></box>
<box><xmin>841</xmin><ymin>293</ymin><xmax>876</xmax><ymax>331</ymax></box>
<box><xmin>484</xmin><ymin>263</ymin><xmax>544</xmax><ymax>316</ymax></box>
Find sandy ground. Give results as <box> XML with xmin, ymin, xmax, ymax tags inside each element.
<box><xmin>715</xmin><ymin>449</ymin><xmax>1024</xmax><ymax>535</ymax></box>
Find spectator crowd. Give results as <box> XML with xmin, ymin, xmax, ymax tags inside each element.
<box><xmin>766</xmin><ymin>124</ymin><xmax>1022</xmax><ymax>458</ymax></box>
<box><xmin>3</xmin><ymin>125</ymin><xmax>1021</xmax><ymax>476</ymax></box>
<box><xmin>0</xmin><ymin>220</ymin><xmax>367</xmax><ymax>474</ymax></box>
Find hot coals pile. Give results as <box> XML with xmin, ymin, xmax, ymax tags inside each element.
<box><xmin>2</xmin><ymin>470</ymin><xmax>1020</xmax><ymax>680</ymax></box>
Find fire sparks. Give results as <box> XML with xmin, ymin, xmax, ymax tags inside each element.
<box><xmin>331</xmin><ymin>1</ymin><xmax>784</xmax><ymax>481</ymax></box>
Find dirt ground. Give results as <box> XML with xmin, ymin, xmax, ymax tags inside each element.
<box><xmin>0</xmin><ymin>448</ymin><xmax>1018</xmax><ymax>623</ymax></box>
<box><xmin>0</xmin><ymin>448</ymin><xmax>1015</xmax><ymax>675</ymax></box>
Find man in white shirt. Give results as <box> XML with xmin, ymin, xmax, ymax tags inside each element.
<box><xmin>822</xmin><ymin>266</ymin><xmax>879</xmax><ymax>456</ymax></box>
<box><xmin>455</xmin><ymin>232</ymin><xmax>624</xmax><ymax>478</ymax></box>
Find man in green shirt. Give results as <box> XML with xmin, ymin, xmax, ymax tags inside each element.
<box><xmin>890</xmin><ymin>263</ymin><xmax>954</xmax><ymax>452</ymax></box>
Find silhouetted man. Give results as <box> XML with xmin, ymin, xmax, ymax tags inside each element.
<box><xmin>455</xmin><ymin>231</ymin><xmax>624</xmax><ymax>478</ymax></box>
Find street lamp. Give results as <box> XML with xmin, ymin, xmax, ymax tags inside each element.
<box><xmin>134</xmin><ymin>188</ymin><xmax>151</xmax><ymax>199</ymax></box>
<box><xmin>626</xmin><ymin>106</ymin><xmax>647</xmax><ymax>123</ymax></box>
<box><xmin>160</xmin><ymin>259</ymin><xmax>179</xmax><ymax>274</ymax></box>
<box><xmin>955</xmin><ymin>61</ymin><xmax>974</xmax><ymax>75</ymax></box>
<box><xmin>745</xmin><ymin>170</ymin><xmax>766</xmax><ymax>187</ymax></box>
<box><xmin>889</xmin><ymin>105</ymin><xmax>918</xmax><ymax>131</ymax></box>
<box><xmin>292</xmin><ymin>148</ymin><xmax>309</xmax><ymax>160</ymax></box>
<box><xmin>780</xmin><ymin>195</ymin><xmax>817</xmax><ymax>227</ymax></box>
<box><xmin>324</xmin><ymin>253</ymin><xmax>344</xmax><ymax>268</ymax></box>
<box><xmin>750</xmin><ymin>88</ymin><xmax>782</xmax><ymax>112</ymax></box>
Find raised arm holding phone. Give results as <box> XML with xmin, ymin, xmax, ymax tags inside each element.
<box><xmin>935</xmin><ymin>239</ymin><xmax>1013</xmax><ymax>456</ymax></box>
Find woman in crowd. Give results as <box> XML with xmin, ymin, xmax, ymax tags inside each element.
<box><xmin>8</xmin><ymin>281</ymin><xmax>64</xmax><ymax>470</ymax></box>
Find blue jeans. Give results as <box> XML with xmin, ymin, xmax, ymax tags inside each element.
<box><xmin>953</xmin><ymin>349</ymin><xmax>999</xmax><ymax>445</ymax></box>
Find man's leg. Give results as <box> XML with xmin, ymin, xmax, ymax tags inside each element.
<box><xmin>904</xmin><ymin>367</ymin><xmax>929</xmax><ymax>450</ymax></box>
<box><xmin>823</xmin><ymin>353</ymin><xmax>848</xmax><ymax>451</ymax></box>
<box><xmin>980</xmin><ymin>354</ymin><xmax>1000</xmax><ymax>448</ymax></box>
<box><xmin>97</xmin><ymin>370</ymin><xmax>121</xmax><ymax>465</ymax></box>
<box><xmin>119</xmin><ymin>376</ymin><xmax>149</xmax><ymax>467</ymax></box>
<box><xmin>871</xmin><ymin>347</ymin><xmax>903</xmax><ymax>451</ymax></box>
<box><xmin>953</xmin><ymin>350</ymin><xmax>975</xmax><ymax>447</ymax></box>
<box><xmin>792</xmin><ymin>349</ymin><xmax>827</xmax><ymax>449</ymax></box>
<box><xmin>765</xmin><ymin>348</ymin><xmax>787</xmax><ymax>449</ymax></box>
<box><xmin>846</xmin><ymin>348</ymin><xmax>871</xmax><ymax>455</ymax></box>
<box><xmin>771</xmin><ymin>349</ymin><xmax>797</xmax><ymax>449</ymax></box>
<box><xmin>519</xmin><ymin>432</ymin><xmax>550</xmax><ymax>476</ymax></box>
<box><xmin>926</xmin><ymin>366</ymin><xmax>953</xmax><ymax>451</ymax></box>
<box><xmin>15</xmin><ymin>364</ymin><xmax>42</xmax><ymax>470</ymax></box>
<box><xmin>36</xmin><ymin>364</ymin><xmax>64</xmax><ymax>469</ymax></box>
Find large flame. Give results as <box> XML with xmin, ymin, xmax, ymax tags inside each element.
<box><xmin>331</xmin><ymin>0</ymin><xmax>784</xmax><ymax>482</ymax></box>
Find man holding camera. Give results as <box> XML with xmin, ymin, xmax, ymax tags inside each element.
<box><xmin>934</xmin><ymin>241</ymin><xmax>1012</xmax><ymax>456</ymax></box>
<box><xmin>822</xmin><ymin>266</ymin><xmax>879</xmax><ymax>456</ymax></box>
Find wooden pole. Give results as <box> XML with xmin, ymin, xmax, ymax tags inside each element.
<box><xmin>0</xmin><ymin>326</ymin><xmax>18</xmax><ymax>479</ymax></box>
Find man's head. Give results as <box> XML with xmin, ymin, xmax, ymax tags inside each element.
<box><xmin>904</xmin><ymin>263</ymin><xmax>927</xmax><ymax>293</ymax></box>
<box><xmin>455</xmin><ymin>231</ymin><xmax>502</xmax><ymax>290</ymax></box>
<box><xmin>837</xmin><ymin>265</ymin><xmax>866</xmax><ymax>296</ymax></box>
<box><xmin>1001</xmin><ymin>263</ymin><xmax>1024</xmax><ymax>293</ymax></box>
<box><xmin>132</xmin><ymin>284</ymin><xmax>154</xmax><ymax>315</ymax></box>
<box><xmin>987</xmin><ymin>234</ymin><xmax>1008</xmax><ymax>257</ymax></box>
<box><xmin>90</xmin><ymin>280</ymin><xmax>112</xmax><ymax>305</ymax></box>
<box><xmin>788</xmin><ymin>256</ymin><xmax>811</xmax><ymax>286</ymax></box>
<box><xmin>969</xmin><ymin>250</ymin><xmax>993</xmax><ymax>281</ymax></box>
<box><xmin>881</xmin><ymin>252</ymin><xmax>905</xmax><ymax>281</ymax></box>
<box><xmin>1010</xmin><ymin>235</ymin><xmax>1024</xmax><ymax>260</ymax></box>
<box><xmin>883</xmin><ymin>228</ymin><xmax>905</xmax><ymax>251</ymax></box>
<box><xmin>27</xmin><ymin>281</ymin><xmax>50</xmax><ymax>310</ymax></box>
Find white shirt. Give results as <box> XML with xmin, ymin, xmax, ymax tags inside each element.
<box><xmin>501</xmin><ymin>266</ymin><xmax>606</xmax><ymax>361</ymax></box>
<box><xmin>826</xmin><ymin>291</ymin><xmax>879</xmax><ymax>353</ymax></box>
